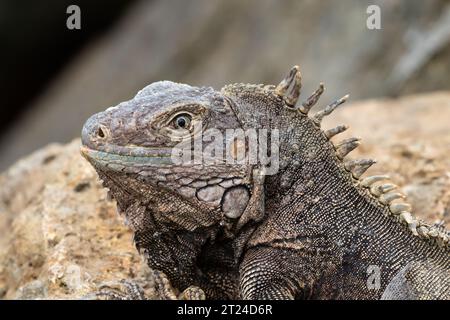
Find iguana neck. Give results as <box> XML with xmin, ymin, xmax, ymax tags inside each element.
<box><xmin>263</xmin><ymin>111</ymin><xmax>448</xmax><ymax>262</ymax></box>
<box><xmin>224</xmin><ymin>83</ymin><xmax>448</xmax><ymax>252</ymax></box>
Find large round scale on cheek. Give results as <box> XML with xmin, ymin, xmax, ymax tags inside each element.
<box><xmin>196</xmin><ymin>184</ymin><xmax>225</xmax><ymax>202</ymax></box>
<box><xmin>221</xmin><ymin>185</ymin><xmax>250</xmax><ymax>219</ymax></box>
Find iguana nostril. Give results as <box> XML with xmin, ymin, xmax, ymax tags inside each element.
<box><xmin>97</xmin><ymin>127</ymin><xmax>105</xmax><ymax>138</ymax></box>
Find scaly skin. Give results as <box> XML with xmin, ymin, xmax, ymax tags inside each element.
<box><xmin>81</xmin><ymin>66</ymin><xmax>449</xmax><ymax>299</ymax></box>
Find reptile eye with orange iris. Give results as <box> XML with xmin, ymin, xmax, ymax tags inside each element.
<box><xmin>173</xmin><ymin>114</ymin><xmax>192</xmax><ymax>129</ymax></box>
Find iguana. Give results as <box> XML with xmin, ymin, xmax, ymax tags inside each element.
<box><xmin>81</xmin><ymin>66</ymin><xmax>449</xmax><ymax>300</ymax></box>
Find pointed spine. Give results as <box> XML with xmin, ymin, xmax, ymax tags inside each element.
<box><xmin>313</xmin><ymin>94</ymin><xmax>349</xmax><ymax>124</ymax></box>
<box><xmin>361</xmin><ymin>175</ymin><xmax>390</xmax><ymax>187</ymax></box>
<box><xmin>344</xmin><ymin>159</ymin><xmax>376</xmax><ymax>179</ymax></box>
<box><xmin>335</xmin><ymin>137</ymin><xmax>361</xmax><ymax>159</ymax></box>
<box><xmin>299</xmin><ymin>83</ymin><xmax>324</xmax><ymax>114</ymax></box>
<box><xmin>379</xmin><ymin>192</ymin><xmax>405</xmax><ymax>205</ymax></box>
<box><xmin>325</xmin><ymin>124</ymin><xmax>349</xmax><ymax>139</ymax></box>
<box><xmin>370</xmin><ymin>183</ymin><xmax>397</xmax><ymax>196</ymax></box>
<box><xmin>390</xmin><ymin>202</ymin><xmax>412</xmax><ymax>214</ymax></box>
<box><xmin>275</xmin><ymin>66</ymin><xmax>302</xmax><ymax>107</ymax></box>
<box><xmin>417</xmin><ymin>225</ymin><xmax>431</xmax><ymax>239</ymax></box>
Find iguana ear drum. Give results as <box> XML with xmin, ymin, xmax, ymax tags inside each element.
<box><xmin>221</xmin><ymin>185</ymin><xmax>250</xmax><ymax>219</ymax></box>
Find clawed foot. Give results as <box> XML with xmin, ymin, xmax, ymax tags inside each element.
<box><xmin>149</xmin><ymin>269</ymin><xmax>205</xmax><ymax>299</ymax></box>
<box><xmin>87</xmin><ymin>269</ymin><xmax>205</xmax><ymax>300</ymax></box>
<box><xmin>96</xmin><ymin>279</ymin><xmax>147</xmax><ymax>300</ymax></box>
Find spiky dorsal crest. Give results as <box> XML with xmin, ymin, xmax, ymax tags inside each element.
<box><xmin>274</xmin><ymin>66</ymin><xmax>449</xmax><ymax>248</ymax></box>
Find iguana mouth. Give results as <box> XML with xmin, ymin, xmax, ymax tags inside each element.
<box><xmin>80</xmin><ymin>146</ymin><xmax>175</xmax><ymax>170</ymax></box>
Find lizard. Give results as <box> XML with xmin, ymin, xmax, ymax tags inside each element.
<box><xmin>81</xmin><ymin>66</ymin><xmax>450</xmax><ymax>299</ymax></box>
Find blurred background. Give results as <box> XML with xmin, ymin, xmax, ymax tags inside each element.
<box><xmin>1</xmin><ymin>0</ymin><xmax>450</xmax><ymax>170</ymax></box>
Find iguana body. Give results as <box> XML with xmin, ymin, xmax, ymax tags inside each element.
<box><xmin>81</xmin><ymin>66</ymin><xmax>449</xmax><ymax>299</ymax></box>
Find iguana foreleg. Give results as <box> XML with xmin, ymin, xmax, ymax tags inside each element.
<box><xmin>239</xmin><ymin>246</ymin><xmax>305</xmax><ymax>299</ymax></box>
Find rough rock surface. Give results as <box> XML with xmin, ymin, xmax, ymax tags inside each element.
<box><xmin>0</xmin><ymin>141</ymin><xmax>149</xmax><ymax>299</ymax></box>
<box><xmin>1</xmin><ymin>92</ymin><xmax>449</xmax><ymax>299</ymax></box>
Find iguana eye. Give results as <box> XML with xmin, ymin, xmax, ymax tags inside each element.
<box><xmin>173</xmin><ymin>114</ymin><xmax>192</xmax><ymax>129</ymax></box>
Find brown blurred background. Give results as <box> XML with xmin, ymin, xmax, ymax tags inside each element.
<box><xmin>1</xmin><ymin>0</ymin><xmax>450</xmax><ymax>170</ymax></box>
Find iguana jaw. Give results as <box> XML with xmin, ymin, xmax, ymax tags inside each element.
<box><xmin>80</xmin><ymin>146</ymin><xmax>175</xmax><ymax>172</ymax></box>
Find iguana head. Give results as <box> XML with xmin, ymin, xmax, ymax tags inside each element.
<box><xmin>81</xmin><ymin>80</ymin><xmax>273</xmax><ymax>232</ymax></box>
<box><xmin>80</xmin><ymin>68</ymin><xmax>331</xmax><ymax>233</ymax></box>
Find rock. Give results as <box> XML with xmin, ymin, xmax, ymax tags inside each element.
<box><xmin>15</xmin><ymin>280</ymin><xmax>47</xmax><ymax>300</ymax></box>
<box><xmin>0</xmin><ymin>140</ymin><xmax>148</xmax><ymax>299</ymax></box>
<box><xmin>1</xmin><ymin>91</ymin><xmax>450</xmax><ymax>299</ymax></box>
